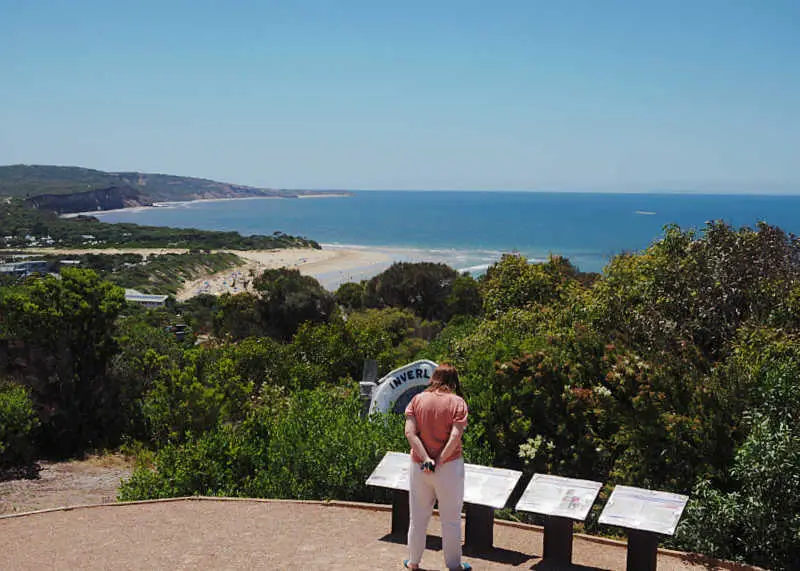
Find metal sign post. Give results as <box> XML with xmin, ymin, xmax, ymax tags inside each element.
<box><xmin>391</xmin><ymin>489</ymin><xmax>410</xmax><ymax>536</ymax></box>
<box><xmin>515</xmin><ymin>474</ymin><xmax>603</xmax><ymax>565</ymax></box>
<box><xmin>598</xmin><ymin>485</ymin><xmax>689</xmax><ymax>571</ymax></box>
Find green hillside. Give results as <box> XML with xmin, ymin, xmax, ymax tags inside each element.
<box><xmin>0</xmin><ymin>164</ymin><xmax>344</xmax><ymax>202</ymax></box>
<box><xmin>0</xmin><ymin>165</ymin><xmax>121</xmax><ymax>197</ymax></box>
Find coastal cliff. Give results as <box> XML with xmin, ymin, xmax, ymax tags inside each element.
<box><xmin>25</xmin><ymin>185</ymin><xmax>150</xmax><ymax>214</ymax></box>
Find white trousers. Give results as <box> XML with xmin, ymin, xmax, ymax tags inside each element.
<box><xmin>407</xmin><ymin>457</ymin><xmax>465</xmax><ymax>571</ymax></box>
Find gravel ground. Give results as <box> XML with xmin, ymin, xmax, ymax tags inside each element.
<box><xmin>0</xmin><ymin>455</ymin><xmax>133</xmax><ymax>515</ymax></box>
<box><xmin>0</xmin><ymin>498</ymin><xmax>761</xmax><ymax>571</ymax></box>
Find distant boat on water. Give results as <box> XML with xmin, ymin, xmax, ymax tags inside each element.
<box><xmin>635</xmin><ymin>210</ymin><xmax>657</xmax><ymax>215</ymax></box>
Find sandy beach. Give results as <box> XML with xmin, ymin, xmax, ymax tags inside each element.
<box><xmin>13</xmin><ymin>246</ymin><xmax>393</xmax><ymax>299</ymax></box>
<box><xmin>175</xmin><ymin>247</ymin><xmax>392</xmax><ymax>300</ymax></box>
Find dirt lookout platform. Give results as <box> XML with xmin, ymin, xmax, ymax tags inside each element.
<box><xmin>0</xmin><ymin>498</ymin><xmax>757</xmax><ymax>571</ymax></box>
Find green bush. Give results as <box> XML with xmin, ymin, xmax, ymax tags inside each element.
<box><xmin>0</xmin><ymin>382</ymin><xmax>39</xmax><ymax>476</ymax></box>
<box><xmin>0</xmin><ymin>268</ymin><xmax>126</xmax><ymax>456</ymax></box>
<box><xmin>675</xmin><ymin>417</ymin><xmax>800</xmax><ymax>570</ymax></box>
<box><xmin>673</xmin><ymin>343</ymin><xmax>800</xmax><ymax>570</ymax></box>
<box><xmin>364</xmin><ymin>262</ymin><xmax>460</xmax><ymax>321</ymax></box>
<box><xmin>120</xmin><ymin>385</ymin><xmax>492</xmax><ymax>503</ymax></box>
<box><xmin>121</xmin><ymin>387</ymin><xmax>407</xmax><ymax>501</ymax></box>
<box><xmin>481</xmin><ymin>254</ymin><xmax>584</xmax><ymax>317</ymax></box>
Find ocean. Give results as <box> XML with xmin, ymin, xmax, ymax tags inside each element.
<box><xmin>94</xmin><ymin>191</ymin><xmax>800</xmax><ymax>277</ymax></box>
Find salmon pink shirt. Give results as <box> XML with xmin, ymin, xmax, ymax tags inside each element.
<box><xmin>404</xmin><ymin>390</ymin><xmax>469</xmax><ymax>464</ymax></box>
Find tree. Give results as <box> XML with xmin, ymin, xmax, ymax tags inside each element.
<box><xmin>335</xmin><ymin>281</ymin><xmax>366</xmax><ymax>310</ymax></box>
<box><xmin>253</xmin><ymin>269</ymin><xmax>335</xmax><ymax>341</ymax></box>
<box><xmin>175</xmin><ymin>293</ymin><xmax>218</xmax><ymax>335</ymax></box>
<box><xmin>108</xmin><ymin>316</ymin><xmax>186</xmax><ymax>441</ymax></box>
<box><xmin>345</xmin><ymin>307</ymin><xmax>435</xmax><ymax>375</ymax></box>
<box><xmin>445</xmin><ymin>274</ymin><xmax>483</xmax><ymax>320</ymax></box>
<box><xmin>364</xmin><ymin>262</ymin><xmax>458</xmax><ymax>321</ymax></box>
<box><xmin>0</xmin><ymin>381</ymin><xmax>39</xmax><ymax>477</ymax></box>
<box><xmin>676</xmin><ymin>343</ymin><xmax>800</xmax><ymax>570</ymax></box>
<box><xmin>481</xmin><ymin>254</ymin><xmax>583</xmax><ymax>317</ymax></box>
<box><xmin>213</xmin><ymin>292</ymin><xmax>263</xmax><ymax>340</ymax></box>
<box><xmin>593</xmin><ymin>222</ymin><xmax>800</xmax><ymax>362</ymax></box>
<box><xmin>0</xmin><ymin>268</ymin><xmax>125</xmax><ymax>456</ymax></box>
<box><xmin>286</xmin><ymin>321</ymin><xmax>359</xmax><ymax>389</ymax></box>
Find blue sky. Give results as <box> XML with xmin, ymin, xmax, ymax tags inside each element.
<box><xmin>1</xmin><ymin>0</ymin><xmax>798</xmax><ymax>192</ymax></box>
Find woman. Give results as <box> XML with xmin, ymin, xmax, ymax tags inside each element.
<box><xmin>403</xmin><ymin>363</ymin><xmax>472</xmax><ymax>571</ymax></box>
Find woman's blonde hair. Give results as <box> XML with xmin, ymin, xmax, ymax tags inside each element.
<box><xmin>426</xmin><ymin>363</ymin><xmax>462</xmax><ymax>396</ymax></box>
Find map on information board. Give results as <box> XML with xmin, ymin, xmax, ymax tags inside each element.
<box><xmin>515</xmin><ymin>474</ymin><xmax>602</xmax><ymax>520</ymax></box>
<box><xmin>598</xmin><ymin>485</ymin><xmax>688</xmax><ymax>536</ymax></box>
<box><xmin>366</xmin><ymin>452</ymin><xmax>522</xmax><ymax>509</ymax></box>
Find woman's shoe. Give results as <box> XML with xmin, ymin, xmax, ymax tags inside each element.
<box><xmin>403</xmin><ymin>560</ymin><xmax>419</xmax><ymax>570</ymax></box>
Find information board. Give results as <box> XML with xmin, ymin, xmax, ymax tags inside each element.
<box><xmin>366</xmin><ymin>451</ymin><xmax>411</xmax><ymax>491</ymax></box>
<box><xmin>463</xmin><ymin>463</ymin><xmax>522</xmax><ymax>509</ymax></box>
<box><xmin>598</xmin><ymin>485</ymin><xmax>688</xmax><ymax>536</ymax></box>
<box><xmin>515</xmin><ymin>474</ymin><xmax>602</xmax><ymax>520</ymax></box>
<box><xmin>366</xmin><ymin>452</ymin><xmax>522</xmax><ymax>509</ymax></box>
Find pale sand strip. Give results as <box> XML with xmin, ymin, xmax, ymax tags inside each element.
<box><xmin>9</xmin><ymin>247</ymin><xmax>392</xmax><ymax>299</ymax></box>
<box><xmin>177</xmin><ymin>248</ymin><xmax>391</xmax><ymax>300</ymax></box>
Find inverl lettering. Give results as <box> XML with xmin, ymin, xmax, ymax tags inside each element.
<box><xmin>389</xmin><ymin>368</ymin><xmax>431</xmax><ymax>389</ymax></box>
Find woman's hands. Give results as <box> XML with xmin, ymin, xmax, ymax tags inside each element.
<box><xmin>406</xmin><ymin>416</ymin><xmax>436</xmax><ymax>472</ymax></box>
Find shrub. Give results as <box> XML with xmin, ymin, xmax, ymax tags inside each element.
<box><xmin>253</xmin><ymin>268</ymin><xmax>335</xmax><ymax>341</ymax></box>
<box><xmin>121</xmin><ymin>387</ymin><xmax>407</xmax><ymax>501</ymax></box>
<box><xmin>0</xmin><ymin>382</ymin><xmax>39</xmax><ymax>476</ymax></box>
<box><xmin>675</xmin><ymin>417</ymin><xmax>800</xmax><ymax>570</ymax></box>
<box><xmin>673</xmin><ymin>342</ymin><xmax>800</xmax><ymax>570</ymax></box>
<box><xmin>335</xmin><ymin>281</ymin><xmax>366</xmax><ymax>310</ymax></box>
<box><xmin>120</xmin><ymin>385</ymin><xmax>492</xmax><ymax>503</ymax></box>
<box><xmin>364</xmin><ymin>262</ymin><xmax>459</xmax><ymax>321</ymax></box>
<box><xmin>0</xmin><ymin>268</ymin><xmax>125</xmax><ymax>456</ymax></box>
<box><xmin>481</xmin><ymin>254</ymin><xmax>583</xmax><ymax>317</ymax></box>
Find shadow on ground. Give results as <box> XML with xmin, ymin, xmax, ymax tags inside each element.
<box><xmin>380</xmin><ymin>532</ymin><xmax>535</xmax><ymax>567</ymax></box>
<box><xmin>530</xmin><ymin>560</ymin><xmax>608</xmax><ymax>571</ymax></box>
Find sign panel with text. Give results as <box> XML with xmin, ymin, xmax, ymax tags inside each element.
<box><xmin>515</xmin><ymin>474</ymin><xmax>602</xmax><ymax>521</ymax></box>
<box><xmin>463</xmin><ymin>463</ymin><xmax>522</xmax><ymax>509</ymax></box>
<box><xmin>598</xmin><ymin>485</ymin><xmax>688</xmax><ymax>536</ymax></box>
<box><xmin>366</xmin><ymin>451</ymin><xmax>411</xmax><ymax>491</ymax></box>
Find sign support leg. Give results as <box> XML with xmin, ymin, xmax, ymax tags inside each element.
<box><xmin>543</xmin><ymin>515</ymin><xmax>574</xmax><ymax>564</ymax></box>
<box><xmin>464</xmin><ymin>503</ymin><xmax>494</xmax><ymax>552</ymax></box>
<box><xmin>626</xmin><ymin>529</ymin><xmax>659</xmax><ymax>571</ymax></box>
<box><xmin>391</xmin><ymin>489</ymin><xmax>410</xmax><ymax>537</ymax></box>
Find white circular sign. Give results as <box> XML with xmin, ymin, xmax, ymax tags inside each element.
<box><xmin>369</xmin><ymin>359</ymin><xmax>439</xmax><ymax>414</ymax></box>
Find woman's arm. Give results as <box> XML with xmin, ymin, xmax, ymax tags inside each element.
<box><xmin>437</xmin><ymin>421</ymin><xmax>466</xmax><ymax>464</ymax></box>
<box><xmin>405</xmin><ymin>417</ymin><xmax>434</xmax><ymax>469</ymax></box>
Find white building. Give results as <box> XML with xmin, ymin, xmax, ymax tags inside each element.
<box><xmin>0</xmin><ymin>260</ymin><xmax>50</xmax><ymax>276</ymax></box>
<box><xmin>124</xmin><ymin>289</ymin><xmax>168</xmax><ymax>308</ymax></box>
